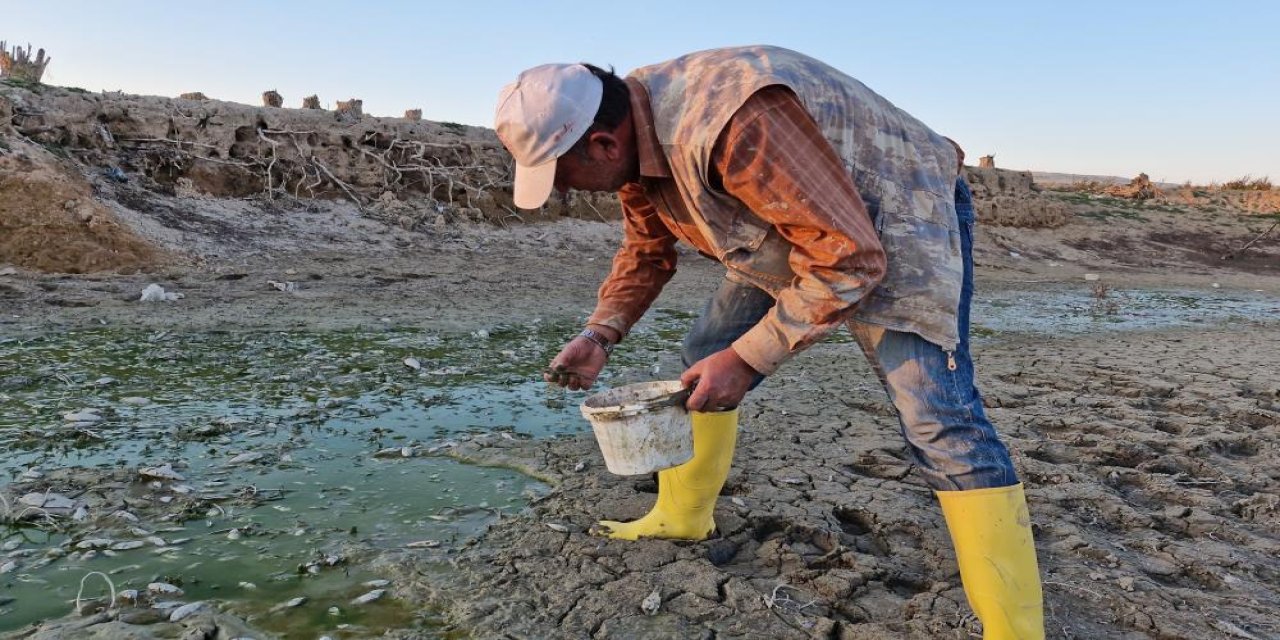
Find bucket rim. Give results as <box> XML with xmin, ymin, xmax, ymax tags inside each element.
<box><xmin>580</xmin><ymin>380</ymin><xmax>688</xmax><ymax>420</ymax></box>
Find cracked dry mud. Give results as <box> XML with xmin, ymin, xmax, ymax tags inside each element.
<box><xmin>376</xmin><ymin>318</ymin><xmax>1280</xmax><ymax>640</ymax></box>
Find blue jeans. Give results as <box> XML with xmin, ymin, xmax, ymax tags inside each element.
<box><xmin>681</xmin><ymin>178</ymin><xmax>1018</xmax><ymax>491</ymax></box>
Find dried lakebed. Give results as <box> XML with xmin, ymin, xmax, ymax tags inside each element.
<box><xmin>0</xmin><ymin>285</ymin><xmax>1276</xmax><ymax>638</ymax></box>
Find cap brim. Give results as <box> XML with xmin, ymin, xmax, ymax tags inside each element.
<box><xmin>512</xmin><ymin>159</ymin><xmax>557</xmax><ymax>209</ymax></box>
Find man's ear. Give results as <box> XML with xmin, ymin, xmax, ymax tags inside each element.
<box><xmin>586</xmin><ymin>131</ymin><xmax>620</xmax><ymax>161</ymax></box>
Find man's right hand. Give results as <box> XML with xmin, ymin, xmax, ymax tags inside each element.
<box><xmin>545</xmin><ymin>336</ymin><xmax>609</xmax><ymax>391</ymax></box>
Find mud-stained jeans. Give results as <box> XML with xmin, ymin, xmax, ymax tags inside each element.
<box><xmin>681</xmin><ymin>178</ymin><xmax>1019</xmax><ymax>491</ymax></box>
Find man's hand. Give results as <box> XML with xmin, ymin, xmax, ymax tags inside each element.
<box><xmin>681</xmin><ymin>348</ymin><xmax>759</xmax><ymax>412</ymax></box>
<box><xmin>545</xmin><ymin>336</ymin><xmax>608</xmax><ymax>391</ymax></box>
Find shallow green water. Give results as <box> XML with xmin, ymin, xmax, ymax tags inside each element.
<box><xmin>0</xmin><ymin>321</ymin><xmax>683</xmax><ymax>637</ymax></box>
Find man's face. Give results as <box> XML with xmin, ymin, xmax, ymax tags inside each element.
<box><xmin>552</xmin><ymin>128</ymin><xmax>639</xmax><ymax>196</ymax></box>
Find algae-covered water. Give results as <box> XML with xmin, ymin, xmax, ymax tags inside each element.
<box><xmin>0</xmin><ymin>285</ymin><xmax>1272</xmax><ymax>636</ymax></box>
<box><xmin>0</xmin><ymin>321</ymin><xmax>679</xmax><ymax>637</ymax></box>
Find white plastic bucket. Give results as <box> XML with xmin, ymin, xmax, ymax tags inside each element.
<box><xmin>580</xmin><ymin>380</ymin><xmax>693</xmax><ymax>476</ymax></box>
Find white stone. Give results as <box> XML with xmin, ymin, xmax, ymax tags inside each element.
<box><xmin>148</xmin><ymin>582</ymin><xmax>184</xmax><ymax>596</ymax></box>
<box><xmin>351</xmin><ymin>589</ymin><xmax>385</xmax><ymax>605</ymax></box>
<box><xmin>169</xmin><ymin>601</ymin><xmax>207</xmax><ymax>622</ymax></box>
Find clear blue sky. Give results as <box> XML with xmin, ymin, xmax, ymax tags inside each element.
<box><xmin>6</xmin><ymin>1</ymin><xmax>1278</xmax><ymax>183</ymax></box>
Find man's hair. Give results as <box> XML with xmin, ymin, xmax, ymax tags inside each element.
<box><xmin>570</xmin><ymin>64</ymin><xmax>630</xmax><ymax>155</ymax></box>
<box><xmin>582</xmin><ymin>63</ymin><xmax>630</xmax><ymax>129</ymax></box>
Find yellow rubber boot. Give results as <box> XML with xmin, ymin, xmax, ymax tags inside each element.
<box><xmin>937</xmin><ymin>483</ymin><xmax>1045</xmax><ymax>640</ymax></box>
<box><xmin>594</xmin><ymin>409</ymin><xmax>738</xmax><ymax>541</ymax></box>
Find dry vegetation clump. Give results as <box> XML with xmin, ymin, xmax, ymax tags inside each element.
<box><xmin>1104</xmin><ymin>173</ymin><xmax>1158</xmax><ymax>200</ymax></box>
<box><xmin>1222</xmin><ymin>175</ymin><xmax>1272</xmax><ymax>191</ymax></box>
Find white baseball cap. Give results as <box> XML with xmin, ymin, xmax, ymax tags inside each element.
<box><xmin>494</xmin><ymin>64</ymin><xmax>603</xmax><ymax>209</ymax></box>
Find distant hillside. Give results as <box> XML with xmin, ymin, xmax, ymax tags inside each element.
<box><xmin>1030</xmin><ymin>171</ymin><xmax>1180</xmax><ymax>189</ymax></box>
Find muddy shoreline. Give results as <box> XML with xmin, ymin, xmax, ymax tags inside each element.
<box><xmin>2</xmin><ymin>215</ymin><xmax>1279</xmax><ymax>639</ymax></box>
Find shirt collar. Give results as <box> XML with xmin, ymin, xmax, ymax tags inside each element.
<box><xmin>625</xmin><ymin>77</ymin><xmax>672</xmax><ymax>179</ymax></box>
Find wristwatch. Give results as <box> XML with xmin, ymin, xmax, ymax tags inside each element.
<box><xmin>578</xmin><ymin>328</ymin><xmax>615</xmax><ymax>357</ymax></box>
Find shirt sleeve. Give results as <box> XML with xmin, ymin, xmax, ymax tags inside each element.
<box><xmin>715</xmin><ymin>87</ymin><xmax>887</xmax><ymax>375</ymax></box>
<box><xmin>585</xmin><ymin>184</ymin><xmax>679</xmax><ymax>340</ymax></box>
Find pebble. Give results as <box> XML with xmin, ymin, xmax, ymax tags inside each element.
<box><xmin>110</xmin><ymin>540</ymin><xmax>146</xmax><ymax>551</ymax></box>
<box><xmin>148</xmin><ymin>582</ymin><xmax>184</xmax><ymax>596</ymax></box>
<box><xmin>362</xmin><ymin>579</ymin><xmax>391</xmax><ymax>588</ymax></box>
<box><xmin>0</xmin><ymin>561</ymin><xmax>16</xmax><ymax>574</ymax></box>
<box><xmin>139</xmin><ymin>463</ymin><xmax>185</xmax><ymax>481</ymax></box>
<box><xmin>227</xmin><ymin>452</ymin><xmax>265</xmax><ymax>465</ymax></box>
<box><xmin>120</xmin><ymin>396</ymin><xmax>152</xmax><ymax>406</ymax></box>
<box><xmin>1084</xmin><ymin>273</ymin><xmax>1101</xmax><ymax>282</ymax></box>
<box><xmin>351</xmin><ymin>589</ymin><xmax>385</xmax><ymax>605</ymax></box>
<box><xmin>641</xmin><ymin>588</ymin><xmax>662</xmax><ymax>615</ymax></box>
<box><xmin>76</xmin><ymin>539</ymin><xmax>113</xmax><ymax>550</ymax></box>
<box><xmin>19</xmin><ymin>492</ymin><xmax>75</xmax><ymax>511</ymax></box>
<box><xmin>169</xmin><ymin>601</ymin><xmax>208</xmax><ymax>622</ymax></box>
<box><xmin>327</xmin><ymin>606</ymin><xmax>341</xmax><ymax>616</ymax></box>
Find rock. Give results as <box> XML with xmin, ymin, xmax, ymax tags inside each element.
<box><xmin>351</xmin><ymin>589</ymin><xmax>385</xmax><ymax>605</ymax></box>
<box><xmin>545</xmin><ymin>523</ymin><xmax>569</xmax><ymax>533</ymax></box>
<box><xmin>169</xmin><ymin>601</ymin><xmax>208</xmax><ymax>622</ymax></box>
<box><xmin>148</xmin><ymin>582</ymin><xmax>184</xmax><ymax>596</ymax></box>
<box><xmin>271</xmin><ymin>596</ymin><xmax>307</xmax><ymax>612</ymax></box>
<box><xmin>110</xmin><ymin>540</ymin><xmax>146</xmax><ymax>551</ymax></box>
<box><xmin>1084</xmin><ymin>273</ymin><xmax>1100</xmax><ymax>282</ymax></box>
<box><xmin>0</xmin><ymin>560</ymin><xmax>16</xmax><ymax>574</ymax></box>
<box><xmin>404</xmin><ymin>540</ymin><xmax>440</xmax><ymax>549</ymax></box>
<box><xmin>75</xmin><ymin>538</ymin><xmax>112</xmax><ymax>550</ymax></box>
<box><xmin>641</xmin><ymin>588</ymin><xmax>662</xmax><ymax>615</ymax></box>
<box><xmin>18</xmin><ymin>492</ymin><xmax>76</xmax><ymax>513</ymax></box>
<box><xmin>227</xmin><ymin>452</ymin><xmax>264</xmax><ymax>465</ymax></box>
<box><xmin>363</xmin><ymin>579</ymin><xmax>391</xmax><ymax>588</ymax></box>
<box><xmin>62</xmin><ymin>410</ymin><xmax>102</xmax><ymax>423</ymax></box>
<box><xmin>119</xmin><ymin>608</ymin><xmax>168</xmax><ymax>625</ymax></box>
<box><xmin>403</xmin><ymin>357</ymin><xmax>422</xmax><ymax>370</ymax></box>
<box><xmin>120</xmin><ymin>396</ymin><xmax>152</xmax><ymax>406</ymax></box>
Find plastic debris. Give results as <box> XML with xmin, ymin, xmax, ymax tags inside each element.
<box><xmin>140</xmin><ymin>284</ymin><xmax>184</xmax><ymax>302</ymax></box>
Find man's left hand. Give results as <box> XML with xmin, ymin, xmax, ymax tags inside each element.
<box><xmin>680</xmin><ymin>348</ymin><xmax>759</xmax><ymax>412</ymax></box>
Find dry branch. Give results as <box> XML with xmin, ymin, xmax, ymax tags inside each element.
<box><xmin>1221</xmin><ymin>219</ymin><xmax>1279</xmax><ymax>261</ymax></box>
